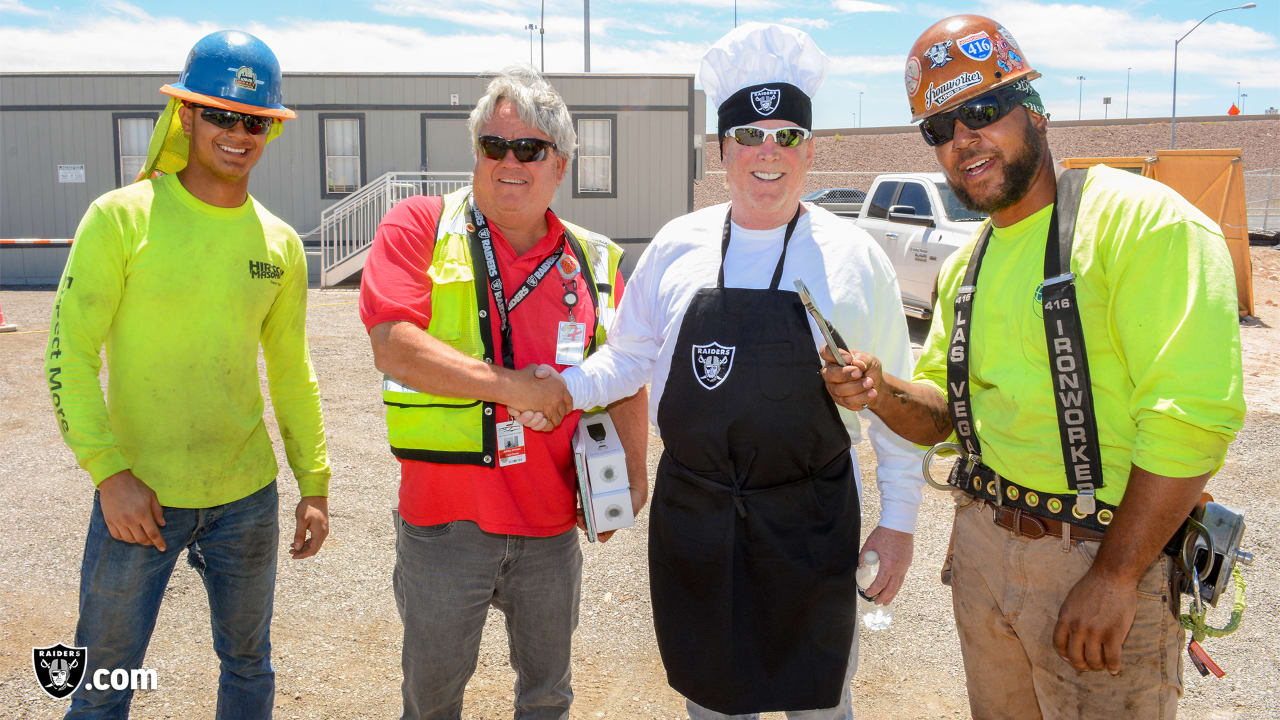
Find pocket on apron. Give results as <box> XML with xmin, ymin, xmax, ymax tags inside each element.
<box><xmin>756</xmin><ymin>341</ymin><xmax>797</xmax><ymax>401</ymax></box>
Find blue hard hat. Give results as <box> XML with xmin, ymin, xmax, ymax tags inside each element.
<box><xmin>161</xmin><ymin>30</ymin><xmax>295</xmax><ymax>120</ymax></box>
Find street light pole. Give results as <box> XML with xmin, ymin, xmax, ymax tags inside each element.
<box><xmin>858</xmin><ymin>91</ymin><xmax>863</xmax><ymax>128</ymax></box>
<box><xmin>1242</xmin><ymin>92</ymin><xmax>1248</xmax><ymax>114</ymax></box>
<box><xmin>1172</xmin><ymin>3</ymin><xmax>1256</xmax><ymax>148</ymax></box>
<box><xmin>1077</xmin><ymin>75</ymin><xmax>1085</xmax><ymax>120</ymax></box>
<box><xmin>1236</xmin><ymin>81</ymin><xmax>1241</xmax><ymax>107</ymax></box>
<box><xmin>540</xmin><ymin>0</ymin><xmax>545</xmax><ymax>72</ymax></box>
<box><xmin>1125</xmin><ymin>67</ymin><xmax>1131</xmax><ymax>118</ymax></box>
<box><xmin>524</xmin><ymin>23</ymin><xmax>537</xmax><ymax>67</ymax></box>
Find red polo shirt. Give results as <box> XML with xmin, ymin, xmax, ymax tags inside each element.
<box><xmin>359</xmin><ymin>195</ymin><xmax>623</xmax><ymax>536</ymax></box>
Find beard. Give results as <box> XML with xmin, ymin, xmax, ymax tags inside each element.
<box><xmin>947</xmin><ymin>117</ymin><xmax>1044</xmax><ymax>214</ymax></box>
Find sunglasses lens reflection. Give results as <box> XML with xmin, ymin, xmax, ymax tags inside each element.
<box><xmin>478</xmin><ymin>136</ymin><xmax>553</xmax><ymax>162</ymax></box>
<box><xmin>198</xmin><ymin>108</ymin><xmax>271</xmax><ymax>136</ymax></box>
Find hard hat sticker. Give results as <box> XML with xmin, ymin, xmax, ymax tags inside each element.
<box><xmin>993</xmin><ymin>34</ymin><xmax>1026</xmax><ymax>74</ymax></box>
<box><xmin>232</xmin><ymin>66</ymin><xmax>260</xmax><ymax>91</ymax></box>
<box><xmin>957</xmin><ymin>32</ymin><xmax>993</xmax><ymax>61</ymax></box>
<box><xmin>924</xmin><ymin>71</ymin><xmax>983</xmax><ymax>111</ymax></box>
<box><xmin>923</xmin><ymin>39</ymin><xmax>954</xmax><ymax>69</ymax></box>
<box><xmin>905</xmin><ymin>57</ymin><xmax>922</xmax><ymax>96</ymax></box>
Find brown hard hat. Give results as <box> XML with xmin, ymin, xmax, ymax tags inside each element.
<box><xmin>905</xmin><ymin>15</ymin><xmax>1041</xmax><ymax>122</ymax></box>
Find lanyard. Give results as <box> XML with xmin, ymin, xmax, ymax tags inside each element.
<box><xmin>946</xmin><ymin>169</ymin><xmax>1103</xmax><ymax>514</ymax></box>
<box><xmin>718</xmin><ymin>205</ymin><xmax>802</xmax><ymax>290</ymax></box>
<box><xmin>467</xmin><ymin>197</ymin><xmax>567</xmax><ymax>369</ymax></box>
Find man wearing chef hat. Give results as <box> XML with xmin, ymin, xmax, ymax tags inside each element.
<box><xmin>516</xmin><ymin>22</ymin><xmax>925</xmax><ymax>718</ymax></box>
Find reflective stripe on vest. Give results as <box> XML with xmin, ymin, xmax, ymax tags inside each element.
<box><xmin>381</xmin><ymin>187</ymin><xmax>624</xmax><ymax>466</ymax></box>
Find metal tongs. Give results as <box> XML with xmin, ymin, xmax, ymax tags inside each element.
<box><xmin>794</xmin><ymin>278</ymin><xmax>848</xmax><ymax>367</ymax></box>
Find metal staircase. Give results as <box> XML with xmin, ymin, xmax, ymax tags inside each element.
<box><xmin>320</xmin><ymin>171</ymin><xmax>471</xmax><ymax>287</ymax></box>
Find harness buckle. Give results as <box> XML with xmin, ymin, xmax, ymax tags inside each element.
<box><xmin>1042</xmin><ymin>271</ymin><xmax>1076</xmax><ymax>287</ymax></box>
<box><xmin>1075</xmin><ymin>487</ymin><xmax>1096</xmax><ymax>516</ymax></box>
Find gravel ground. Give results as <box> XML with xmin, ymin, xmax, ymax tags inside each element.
<box><xmin>1</xmin><ymin>120</ymin><xmax>1278</xmax><ymax>718</ymax></box>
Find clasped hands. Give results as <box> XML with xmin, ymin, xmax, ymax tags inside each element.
<box><xmin>508</xmin><ymin>364</ymin><xmax>572</xmax><ymax>432</ymax></box>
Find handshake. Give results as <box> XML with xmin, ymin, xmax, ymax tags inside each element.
<box><xmin>507</xmin><ymin>364</ymin><xmax>574</xmax><ymax>432</ymax></box>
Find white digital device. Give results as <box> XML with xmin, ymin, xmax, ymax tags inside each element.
<box><xmin>574</xmin><ymin>410</ymin><xmax>634</xmax><ymax>542</ymax></box>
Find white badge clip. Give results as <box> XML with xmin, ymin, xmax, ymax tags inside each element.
<box><xmin>496</xmin><ymin>420</ymin><xmax>527</xmax><ymax>466</ymax></box>
<box><xmin>556</xmin><ymin>321</ymin><xmax>588</xmax><ymax>366</ymax></box>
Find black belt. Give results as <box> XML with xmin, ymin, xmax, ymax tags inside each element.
<box><xmin>949</xmin><ymin>459</ymin><xmax>1116</xmax><ymax>535</ymax></box>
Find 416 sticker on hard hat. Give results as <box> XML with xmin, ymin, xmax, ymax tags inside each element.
<box><xmin>958</xmin><ymin>32</ymin><xmax>993</xmax><ymax>62</ymax></box>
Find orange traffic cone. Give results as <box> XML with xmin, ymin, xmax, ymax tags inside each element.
<box><xmin>0</xmin><ymin>297</ymin><xmax>16</xmax><ymax>333</ymax></box>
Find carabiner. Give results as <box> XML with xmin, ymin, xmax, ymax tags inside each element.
<box><xmin>922</xmin><ymin>442</ymin><xmax>965</xmax><ymax>492</ymax></box>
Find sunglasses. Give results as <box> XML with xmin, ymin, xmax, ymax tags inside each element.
<box><xmin>477</xmin><ymin>136</ymin><xmax>557</xmax><ymax>163</ymax></box>
<box><xmin>725</xmin><ymin>125</ymin><xmax>813</xmax><ymax>148</ymax></box>
<box><xmin>918</xmin><ymin>86</ymin><xmax>1026</xmax><ymax>147</ymax></box>
<box><xmin>190</xmin><ymin>104</ymin><xmax>273</xmax><ymax>136</ymax></box>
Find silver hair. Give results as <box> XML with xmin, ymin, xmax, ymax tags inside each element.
<box><xmin>468</xmin><ymin>66</ymin><xmax>576</xmax><ymax>161</ymax></box>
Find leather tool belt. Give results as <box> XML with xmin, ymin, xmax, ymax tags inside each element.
<box><xmin>949</xmin><ymin>458</ymin><xmax>1115</xmax><ymax>537</ymax></box>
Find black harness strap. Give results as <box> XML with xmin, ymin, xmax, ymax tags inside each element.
<box><xmin>946</xmin><ymin>168</ymin><xmax>1105</xmax><ymax>518</ymax></box>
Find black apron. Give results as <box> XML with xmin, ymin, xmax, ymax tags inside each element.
<box><xmin>649</xmin><ymin>208</ymin><xmax>861</xmax><ymax>715</ymax></box>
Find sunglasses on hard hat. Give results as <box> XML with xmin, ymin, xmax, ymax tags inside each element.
<box><xmin>189</xmin><ymin>104</ymin><xmax>274</xmax><ymax>136</ymax></box>
<box><xmin>477</xmin><ymin>136</ymin><xmax>557</xmax><ymax>163</ymax></box>
<box><xmin>918</xmin><ymin>85</ymin><xmax>1026</xmax><ymax>147</ymax></box>
<box><xmin>725</xmin><ymin>125</ymin><xmax>813</xmax><ymax>148</ymax></box>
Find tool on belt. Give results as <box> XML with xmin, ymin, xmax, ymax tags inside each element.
<box><xmin>921</xmin><ymin>168</ymin><xmax>1252</xmax><ymax>676</ymax></box>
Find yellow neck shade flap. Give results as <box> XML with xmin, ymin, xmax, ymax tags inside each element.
<box><xmin>135</xmin><ymin>97</ymin><xmax>286</xmax><ymax>182</ymax></box>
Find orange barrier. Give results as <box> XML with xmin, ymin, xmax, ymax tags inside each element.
<box><xmin>0</xmin><ymin>298</ymin><xmax>15</xmax><ymax>333</ymax></box>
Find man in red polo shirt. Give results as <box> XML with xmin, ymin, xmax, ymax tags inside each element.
<box><xmin>358</xmin><ymin>66</ymin><xmax>647</xmax><ymax>720</ymax></box>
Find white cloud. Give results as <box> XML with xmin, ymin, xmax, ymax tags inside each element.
<box><xmin>780</xmin><ymin>17</ymin><xmax>831</xmax><ymax>30</ymax></box>
<box><xmin>979</xmin><ymin>1</ymin><xmax>1278</xmax><ymax>85</ymax></box>
<box><xmin>833</xmin><ymin>1</ymin><xmax>898</xmax><ymax>13</ymax></box>
<box><xmin>0</xmin><ymin>0</ymin><xmax>45</xmax><ymax>16</ymax></box>
<box><xmin>827</xmin><ymin>54</ymin><xmax>904</xmax><ymax>76</ymax></box>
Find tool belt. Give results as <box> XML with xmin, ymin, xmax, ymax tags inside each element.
<box><xmin>949</xmin><ymin>458</ymin><xmax>1115</xmax><ymax>537</ymax></box>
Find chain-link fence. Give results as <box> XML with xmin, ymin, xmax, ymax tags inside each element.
<box><xmin>1245</xmin><ymin>168</ymin><xmax>1278</xmax><ymax>232</ymax></box>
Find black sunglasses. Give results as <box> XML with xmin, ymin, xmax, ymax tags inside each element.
<box><xmin>189</xmin><ymin>104</ymin><xmax>273</xmax><ymax>136</ymax></box>
<box><xmin>918</xmin><ymin>86</ymin><xmax>1026</xmax><ymax>147</ymax></box>
<box><xmin>477</xmin><ymin>135</ymin><xmax>557</xmax><ymax>163</ymax></box>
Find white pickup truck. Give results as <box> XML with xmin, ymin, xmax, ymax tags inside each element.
<box><xmin>849</xmin><ymin>172</ymin><xmax>988</xmax><ymax>319</ymax></box>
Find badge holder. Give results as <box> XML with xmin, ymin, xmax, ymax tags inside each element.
<box><xmin>573</xmin><ymin>410</ymin><xmax>633</xmax><ymax>542</ymax></box>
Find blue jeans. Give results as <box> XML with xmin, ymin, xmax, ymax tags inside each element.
<box><xmin>685</xmin><ymin>623</ymin><xmax>860</xmax><ymax>720</ymax></box>
<box><xmin>394</xmin><ymin>516</ymin><xmax>582</xmax><ymax>720</ymax></box>
<box><xmin>66</xmin><ymin>481</ymin><xmax>279</xmax><ymax>720</ymax></box>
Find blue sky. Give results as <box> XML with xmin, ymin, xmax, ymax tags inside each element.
<box><xmin>1</xmin><ymin>0</ymin><xmax>1276</xmax><ymax>130</ymax></box>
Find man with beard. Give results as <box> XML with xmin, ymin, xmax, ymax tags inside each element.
<box><xmin>821</xmin><ymin>14</ymin><xmax>1244</xmax><ymax>719</ymax></box>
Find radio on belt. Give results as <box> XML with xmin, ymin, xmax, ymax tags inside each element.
<box><xmin>573</xmin><ymin>410</ymin><xmax>633</xmax><ymax>542</ymax></box>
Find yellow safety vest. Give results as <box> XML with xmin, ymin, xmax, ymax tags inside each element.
<box><xmin>382</xmin><ymin>187</ymin><xmax>625</xmax><ymax>467</ymax></box>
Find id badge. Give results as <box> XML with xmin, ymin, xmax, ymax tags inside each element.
<box><xmin>555</xmin><ymin>321</ymin><xmax>588</xmax><ymax>366</ymax></box>
<box><xmin>496</xmin><ymin>420</ymin><xmax>527</xmax><ymax>467</ymax></box>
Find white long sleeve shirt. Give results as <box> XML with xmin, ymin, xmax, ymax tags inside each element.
<box><xmin>563</xmin><ymin>202</ymin><xmax>925</xmax><ymax>533</ymax></box>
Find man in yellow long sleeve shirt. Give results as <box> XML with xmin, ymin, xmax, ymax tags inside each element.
<box><xmin>45</xmin><ymin>31</ymin><xmax>329</xmax><ymax>719</ymax></box>
<box><xmin>821</xmin><ymin>14</ymin><xmax>1244</xmax><ymax>720</ymax></box>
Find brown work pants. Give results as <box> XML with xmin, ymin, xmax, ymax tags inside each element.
<box><xmin>949</xmin><ymin>498</ymin><xmax>1184</xmax><ymax>720</ymax></box>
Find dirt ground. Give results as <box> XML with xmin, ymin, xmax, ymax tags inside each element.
<box><xmin>1</xmin><ymin>248</ymin><xmax>1278</xmax><ymax>719</ymax></box>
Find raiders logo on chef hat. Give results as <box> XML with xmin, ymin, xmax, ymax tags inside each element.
<box><xmin>698</xmin><ymin>22</ymin><xmax>828</xmax><ymax>155</ymax></box>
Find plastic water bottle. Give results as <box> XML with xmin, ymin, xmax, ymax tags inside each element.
<box><xmin>856</xmin><ymin>550</ymin><xmax>893</xmax><ymax>631</ymax></box>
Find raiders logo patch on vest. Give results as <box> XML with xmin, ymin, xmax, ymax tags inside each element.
<box><xmin>749</xmin><ymin>87</ymin><xmax>781</xmax><ymax>116</ymax></box>
<box><xmin>692</xmin><ymin>342</ymin><xmax>735</xmax><ymax>390</ymax></box>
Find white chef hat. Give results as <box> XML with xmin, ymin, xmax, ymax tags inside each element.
<box><xmin>698</xmin><ymin>22</ymin><xmax>828</xmax><ymax>146</ymax></box>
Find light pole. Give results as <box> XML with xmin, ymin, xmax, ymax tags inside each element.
<box><xmin>524</xmin><ymin>23</ymin><xmax>538</xmax><ymax>67</ymax></box>
<box><xmin>540</xmin><ymin>0</ymin><xmax>545</xmax><ymax>72</ymax></box>
<box><xmin>1242</xmin><ymin>92</ymin><xmax>1248</xmax><ymax>114</ymax></box>
<box><xmin>1125</xmin><ymin>67</ymin><xmax>1131</xmax><ymax>118</ymax></box>
<box><xmin>1172</xmin><ymin>3</ymin><xmax>1256</xmax><ymax>148</ymax></box>
<box><xmin>1077</xmin><ymin>75</ymin><xmax>1085</xmax><ymax>120</ymax></box>
<box><xmin>1236</xmin><ymin>81</ymin><xmax>1241</xmax><ymax>107</ymax></box>
<box><xmin>858</xmin><ymin>91</ymin><xmax>863</xmax><ymax>128</ymax></box>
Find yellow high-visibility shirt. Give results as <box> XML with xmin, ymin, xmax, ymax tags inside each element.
<box><xmin>913</xmin><ymin>165</ymin><xmax>1244</xmax><ymax>503</ymax></box>
<box><xmin>46</xmin><ymin>173</ymin><xmax>330</xmax><ymax>507</ymax></box>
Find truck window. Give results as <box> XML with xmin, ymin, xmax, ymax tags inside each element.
<box><xmin>868</xmin><ymin>181</ymin><xmax>899</xmax><ymax>219</ymax></box>
<box><xmin>896</xmin><ymin>183</ymin><xmax>932</xmax><ymax>216</ymax></box>
<box><xmin>935</xmin><ymin>183</ymin><xmax>988</xmax><ymax>222</ymax></box>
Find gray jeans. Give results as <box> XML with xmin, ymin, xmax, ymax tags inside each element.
<box><xmin>394</xmin><ymin>516</ymin><xmax>582</xmax><ymax>720</ymax></box>
<box><xmin>685</xmin><ymin>623</ymin><xmax>860</xmax><ymax>720</ymax></box>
